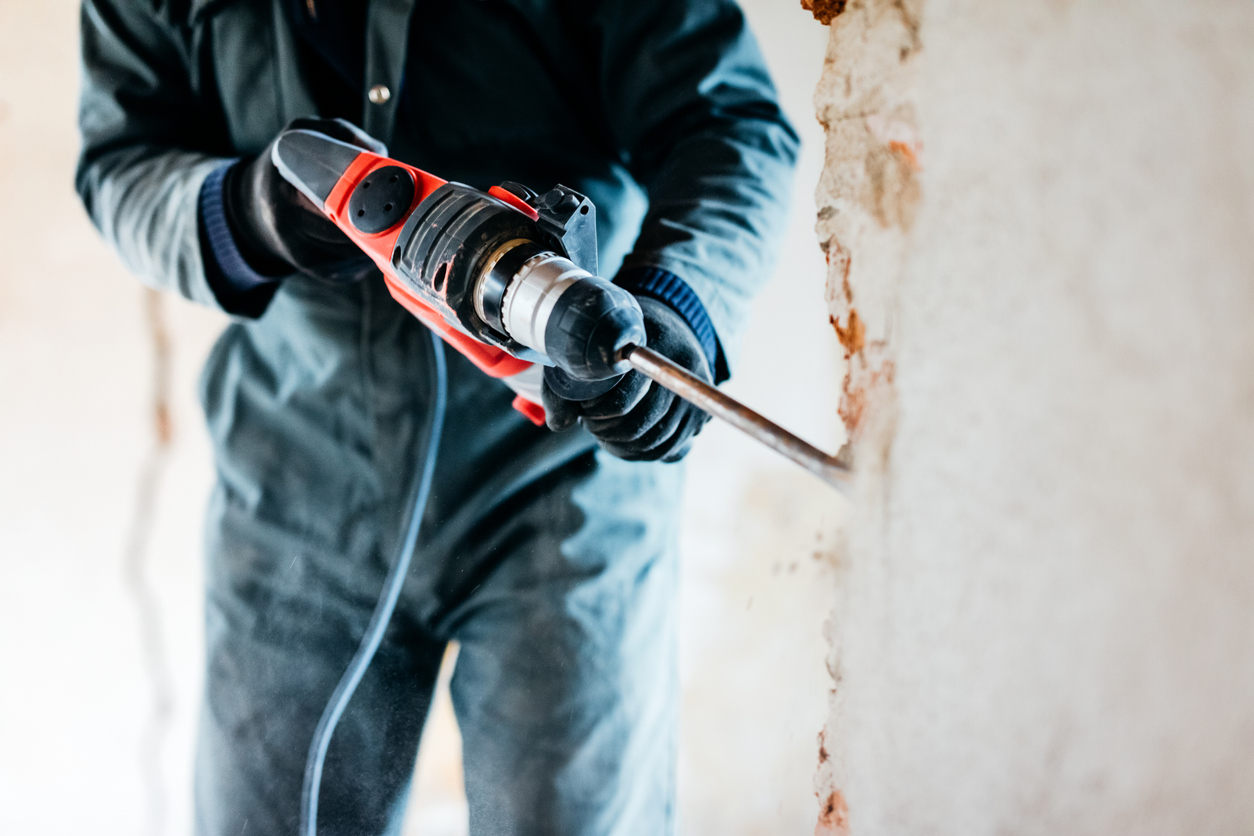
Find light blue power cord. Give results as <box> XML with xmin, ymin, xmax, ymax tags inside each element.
<box><xmin>300</xmin><ymin>331</ymin><xmax>448</xmax><ymax>836</ymax></box>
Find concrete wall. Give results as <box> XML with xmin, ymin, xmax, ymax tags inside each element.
<box><xmin>809</xmin><ymin>2</ymin><xmax>1254</xmax><ymax>833</ymax></box>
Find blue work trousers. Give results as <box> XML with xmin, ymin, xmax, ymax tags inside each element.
<box><xmin>192</xmin><ymin>277</ymin><xmax>682</xmax><ymax>836</ymax></box>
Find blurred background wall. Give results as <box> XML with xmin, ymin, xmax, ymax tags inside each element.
<box><xmin>810</xmin><ymin>2</ymin><xmax>1254</xmax><ymax>834</ymax></box>
<box><xmin>0</xmin><ymin>1</ymin><xmax>842</xmax><ymax>834</ymax></box>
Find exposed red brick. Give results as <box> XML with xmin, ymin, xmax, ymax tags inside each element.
<box><xmin>801</xmin><ymin>0</ymin><xmax>848</xmax><ymax>25</ymax></box>
<box><xmin>815</xmin><ymin>789</ymin><xmax>850</xmax><ymax>836</ymax></box>
<box><xmin>889</xmin><ymin>139</ymin><xmax>921</xmax><ymax>171</ymax></box>
<box><xmin>833</xmin><ymin>307</ymin><xmax>866</xmax><ymax>356</ymax></box>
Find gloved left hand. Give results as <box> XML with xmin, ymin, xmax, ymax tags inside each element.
<box><xmin>541</xmin><ymin>296</ymin><xmax>712</xmax><ymax>462</ymax></box>
<box><xmin>222</xmin><ymin>117</ymin><xmax>388</xmax><ymax>283</ymax></box>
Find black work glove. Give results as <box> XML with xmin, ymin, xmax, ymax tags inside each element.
<box><xmin>223</xmin><ymin>117</ymin><xmax>388</xmax><ymax>283</ymax></box>
<box><xmin>541</xmin><ymin>296</ymin><xmax>712</xmax><ymax>462</ymax></box>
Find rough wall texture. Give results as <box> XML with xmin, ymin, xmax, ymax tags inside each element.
<box><xmin>811</xmin><ymin>2</ymin><xmax>1254</xmax><ymax>834</ymax></box>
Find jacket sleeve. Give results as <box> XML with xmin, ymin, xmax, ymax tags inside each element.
<box><xmin>75</xmin><ymin>0</ymin><xmax>231</xmax><ymax>310</ymax></box>
<box><xmin>587</xmin><ymin>0</ymin><xmax>800</xmax><ymax>380</ymax></box>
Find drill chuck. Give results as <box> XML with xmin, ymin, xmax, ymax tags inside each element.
<box><xmin>474</xmin><ymin>242</ymin><xmax>644</xmax><ymax>382</ymax></box>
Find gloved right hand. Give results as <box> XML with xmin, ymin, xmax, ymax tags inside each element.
<box><xmin>541</xmin><ymin>296</ymin><xmax>712</xmax><ymax>462</ymax></box>
<box><xmin>222</xmin><ymin>117</ymin><xmax>388</xmax><ymax>283</ymax></box>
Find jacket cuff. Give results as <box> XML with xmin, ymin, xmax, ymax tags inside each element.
<box><xmin>616</xmin><ymin>266</ymin><xmax>728</xmax><ymax>383</ymax></box>
<box><xmin>198</xmin><ymin>160</ymin><xmax>281</xmax><ymax>318</ymax></box>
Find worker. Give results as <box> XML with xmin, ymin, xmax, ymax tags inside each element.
<box><xmin>76</xmin><ymin>0</ymin><xmax>798</xmax><ymax>833</ymax></box>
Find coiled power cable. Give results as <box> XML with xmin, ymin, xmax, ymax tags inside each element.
<box><xmin>300</xmin><ymin>332</ymin><xmax>448</xmax><ymax>836</ymax></box>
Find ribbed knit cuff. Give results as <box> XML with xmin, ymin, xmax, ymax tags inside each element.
<box><xmin>615</xmin><ymin>266</ymin><xmax>727</xmax><ymax>383</ymax></box>
<box><xmin>198</xmin><ymin>160</ymin><xmax>283</xmax><ymax>318</ymax></box>
<box><xmin>200</xmin><ymin>160</ymin><xmax>282</xmax><ymax>292</ymax></box>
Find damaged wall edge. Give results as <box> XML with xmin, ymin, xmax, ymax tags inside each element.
<box><xmin>808</xmin><ymin>2</ymin><xmax>926</xmax><ymax>832</ymax></box>
<box><xmin>810</xmin><ymin>0</ymin><xmax>923</xmax><ymax>477</ymax></box>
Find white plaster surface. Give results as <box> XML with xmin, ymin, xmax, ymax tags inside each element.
<box><xmin>0</xmin><ymin>1</ymin><xmax>843</xmax><ymax>834</ymax></box>
<box><xmin>813</xmin><ymin>2</ymin><xmax>1254</xmax><ymax>834</ymax></box>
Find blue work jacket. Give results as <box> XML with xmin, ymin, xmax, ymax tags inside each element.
<box><xmin>75</xmin><ymin>0</ymin><xmax>799</xmax><ymax>532</ymax></box>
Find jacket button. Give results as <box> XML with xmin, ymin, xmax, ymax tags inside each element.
<box><xmin>368</xmin><ymin>85</ymin><xmax>391</xmax><ymax>105</ymax></box>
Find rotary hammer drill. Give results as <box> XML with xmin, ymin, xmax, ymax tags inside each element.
<box><xmin>272</xmin><ymin>128</ymin><xmax>848</xmax><ymax>489</ymax></box>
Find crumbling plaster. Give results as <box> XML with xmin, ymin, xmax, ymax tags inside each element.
<box><xmin>809</xmin><ymin>1</ymin><xmax>1254</xmax><ymax>834</ymax></box>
